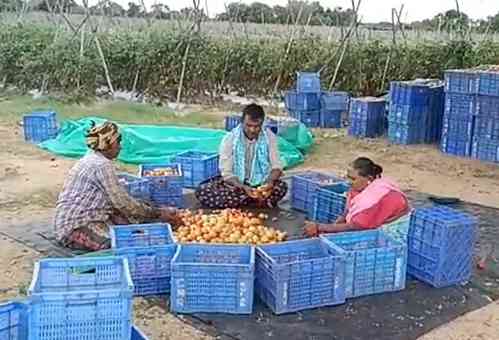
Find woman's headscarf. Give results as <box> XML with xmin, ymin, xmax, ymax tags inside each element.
<box><xmin>86</xmin><ymin>121</ymin><xmax>121</xmax><ymax>152</ymax></box>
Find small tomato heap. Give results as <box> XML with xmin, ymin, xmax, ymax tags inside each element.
<box><xmin>174</xmin><ymin>209</ymin><xmax>287</xmax><ymax>245</ymax></box>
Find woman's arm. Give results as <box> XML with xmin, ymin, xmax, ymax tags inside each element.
<box><xmin>318</xmin><ymin>222</ymin><xmax>359</xmax><ymax>234</ymax></box>
<box><xmin>303</xmin><ymin>221</ymin><xmax>360</xmax><ymax>237</ymax></box>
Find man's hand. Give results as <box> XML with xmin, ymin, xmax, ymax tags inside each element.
<box><xmin>268</xmin><ymin>169</ymin><xmax>283</xmax><ymax>186</ymax></box>
<box><xmin>303</xmin><ymin>222</ymin><xmax>319</xmax><ymax>238</ymax></box>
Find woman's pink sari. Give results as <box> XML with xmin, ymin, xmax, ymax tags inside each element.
<box><xmin>345</xmin><ymin>177</ymin><xmax>406</xmax><ymax>224</ymax></box>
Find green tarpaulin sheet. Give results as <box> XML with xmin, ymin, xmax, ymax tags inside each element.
<box><xmin>40</xmin><ymin>117</ymin><xmax>314</xmax><ymax>168</ymax></box>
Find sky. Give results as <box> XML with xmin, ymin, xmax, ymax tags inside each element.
<box><xmin>112</xmin><ymin>0</ymin><xmax>499</xmax><ymax>22</ymax></box>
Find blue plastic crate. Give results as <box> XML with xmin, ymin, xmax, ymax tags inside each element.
<box><xmin>139</xmin><ymin>163</ymin><xmax>184</xmax><ymax>207</ymax></box>
<box><xmin>28</xmin><ymin>257</ymin><xmax>134</xmax><ymax>340</ymax></box>
<box><xmin>408</xmin><ymin>206</ymin><xmax>477</xmax><ymax>288</ymax></box>
<box><xmin>444</xmin><ymin>92</ymin><xmax>476</xmax><ymax>118</ymax></box>
<box><xmin>131</xmin><ymin>326</ymin><xmax>149</xmax><ymax>340</ymax></box>
<box><xmin>477</xmin><ymin>69</ymin><xmax>499</xmax><ymax>97</ymax></box>
<box><xmin>320</xmin><ymin>109</ymin><xmax>342</xmax><ymax>128</ymax></box>
<box><xmin>321</xmin><ymin>230</ymin><xmax>407</xmax><ymax>298</ymax></box>
<box><xmin>320</xmin><ymin>91</ymin><xmax>349</xmax><ymax>111</ymax></box>
<box><xmin>380</xmin><ymin>214</ymin><xmax>412</xmax><ymax>244</ymax></box>
<box><xmin>445</xmin><ymin>70</ymin><xmax>479</xmax><ymax>94</ymax></box>
<box><xmin>288</xmin><ymin>109</ymin><xmax>321</xmax><ymax>128</ymax></box>
<box><xmin>348</xmin><ymin>117</ymin><xmax>385</xmax><ymax>138</ymax></box>
<box><xmin>0</xmin><ymin>301</ymin><xmax>28</xmax><ymax>340</ymax></box>
<box><xmin>388</xmin><ymin>103</ymin><xmax>430</xmax><ymax>126</ymax></box>
<box><xmin>111</xmin><ymin>223</ymin><xmax>176</xmax><ymax>296</ymax></box>
<box><xmin>473</xmin><ymin>116</ymin><xmax>499</xmax><ymax>141</ymax></box>
<box><xmin>285</xmin><ymin>91</ymin><xmax>321</xmax><ymax>111</ymax></box>
<box><xmin>23</xmin><ymin>111</ymin><xmax>58</xmax><ymax>143</ymax></box>
<box><xmin>475</xmin><ymin>95</ymin><xmax>499</xmax><ymax>118</ymax></box>
<box><xmin>291</xmin><ymin>172</ymin><xmax>341</xmax><ymax>217</ymax></box>
<box><xmin>440</xmin><ymin>134</ymin><xmax>472</xmax><ymax>157</ymax></box>
<box><xmin>349</xmin><ymin>97</ymin><xmax>386</xmax><ymax>138</ymax></box>
<box><xmin>173</xmin><ymin>151</ymin><xmax>220</xmax><ymax>188</ymax></box>
<box><xmin>171</xmin><ymin>244</ymin><xmax>255</xmax><ymax>314</ymax></box>
<box><xmin>114</xmin><ymin>245</ymin><xmax>176</xmax><ymax>296</ymax></box>
<box><xmin>224</xmin><ymin>115</ymin><xmax>241</xmax><ymax>131</ymax></box>
<box><xmin>441</xmin><ymin>116</ymin><xmax>474</xmax><ymax>139</ymax></box>
<box><xmin>0</xmin><ymin>300</ymin><xmax>147</xmax><ymax>340</ymax></box>
<box><xmin>388</xmin><ymin>122</ymin><xmax>426</xmax><ymax>145</ymax></box>
<box><xmin>388</xmin><ymin>81</ymin><xmax>444</xmax><ymax>144</ymax></box>
<box><xmin>471</xmin><ymin>138</ymin><xmax>499</xmax><ymax>163</ymax></box>
<box><xmin>111</xmin><ymin>223</ymin><xmax>174</xmax><ymax>248</ymax></box>
<box><xmin>255</xmin><ymin>238</ymin><xmax>346</xmax><ymax>314</ymax></box>
<box><xmin>390</xmin><ymin>80</ymin><xmax>440</xmax><ymax>107</ymax></box>
<box><xmin>312</xmin><ymin>182</ymin><xmax>350</xmax><ymax>224</ymax></box>
<box><xmin>118</xmin><ymin>173</ymin><xmax>152</xmax><ymax>202</ymax></box>
<box><xmin>296</xmin><ymin>71</ymin><xmax>321</xmax><ymax>93</ymax></box>
<box><xmin>350</xmin><ymin>97</ymin><xmax>386</xmax><ymax>120</ymax></box>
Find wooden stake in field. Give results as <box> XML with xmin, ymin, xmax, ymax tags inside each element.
<box><xmin>95</xmin><ymin>36</ymin><xmax>114</xmax><ymax>95</ymax></box>
<box><xmin>328</xmin><ymin>0</ymin><xmax>362</xmax><ymax>91</ymax></box>
<box><xmin>272</xmin><ymin>2</ymin><xmax>305</xmax><ymax>96</ymax></box>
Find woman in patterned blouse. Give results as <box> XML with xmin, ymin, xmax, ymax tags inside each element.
<box><xmin>54</xmin><ymin>121</ymin><xmax>179</xmax><ymax>251</ymax></box>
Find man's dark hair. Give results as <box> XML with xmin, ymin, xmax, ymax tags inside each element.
<box><xmin>242</xmin><ymin>103</ymin><xmax>265</xmax><ymax>122</ymax></box>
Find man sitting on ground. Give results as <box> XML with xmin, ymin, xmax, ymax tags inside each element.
<box><xmin>196</xmin><ymin>103</ymin><xmax>287</xmax><ymax>209</ymax></box>
<box><xmin>54</xmin><ymin>121</ymin><xmax>178</xmax><ymax>251</ymax></box>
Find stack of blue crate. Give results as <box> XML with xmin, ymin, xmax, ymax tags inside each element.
<box><xmin>348</xmin><ymin>97</ymin><xmax>386</xmax><ymax>138</ymax></box>
<box><xmin>320</xmin><ymin>91</ymin><xmax>350</xmax><ymax>128</ymax></box>
<box><xmin>442</xmin><ymin>70</ymin><xmax>478</xmax><ymax>157</ymax></box>
<box><xmin>471</xmin><ymin>68</ymin><xmax>499</xmax><ymax>163</ymax></box>
<box><xmin>285</xmin><ymin>72</ymin><xmax>321</xmax><ymax>128</ymax></box>
<box><xmin>284</xmin><ymin>72</ymin><xmax>349</xmax><ymax>128</ymax></box>
<box><xmin>388</xmin><ymin>79</ymin><xmax>444</xmax><ymax>145</ymax></box>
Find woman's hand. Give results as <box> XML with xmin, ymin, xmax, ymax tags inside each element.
<box><xmin>303</xmin><ymin>222</ymin><xmax>320</xmax><ymax>237</ymax></box>
<box><xmin>335</xmin><ymin>215</ymin><xmax>346</xmax><ymax>224</ymax></box>
<box><xmin>159</xmin><ymin>207</ymin><xmax>182</xmax><ymax>227</ymax></box>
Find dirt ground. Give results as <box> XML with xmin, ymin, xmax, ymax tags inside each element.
<box><xmin>419</xmin><ymin>301</ymin><xmax>499</xmax><ymax>340</ymax></box>
<box><xmin>1</xmin><ymin>108</ymin><xmax>499</xmax><ymax>339</ymax></box>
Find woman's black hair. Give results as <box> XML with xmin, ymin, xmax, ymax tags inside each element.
<box><xmin>352</xmin><ymin>157</ymin><xmax>383</xmax><ymax>179</ymax></box>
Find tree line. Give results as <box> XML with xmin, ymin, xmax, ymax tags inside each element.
<box><xmin>1</xmin><ymin>0</ymin><xmax>499</xmax><ymax>33</ymax></box>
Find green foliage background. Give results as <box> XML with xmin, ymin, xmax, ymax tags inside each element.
<box><xmin>1</xmin><ymin>24</ymin><xmax>499</xmax><ymax>100</ymax></box>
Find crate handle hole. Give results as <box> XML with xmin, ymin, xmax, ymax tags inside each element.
<box><xmin>70</xmin><ymin>267</ymin><xmax>97</xmax><ymax>275</ymax></box>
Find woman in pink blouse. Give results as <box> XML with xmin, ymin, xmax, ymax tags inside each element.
<box><xmin>304</xmin><ymin>157</ymin><xmax>409</xmax><ymax>237</ymax></box>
